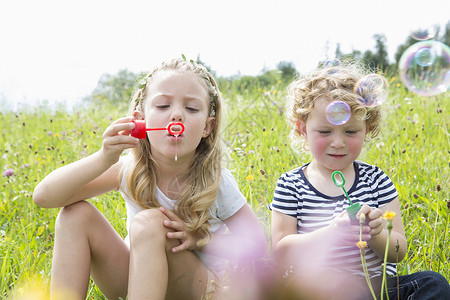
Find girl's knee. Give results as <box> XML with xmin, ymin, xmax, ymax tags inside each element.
<box><xmin>129</xmin><ymin>208</ymin><xmax>168</xmax><ymax>243</ymax></box>
<box><xmin>422</xmin><ymin>271</ymin><xmax>450</xmax><ymax>288</ymax></box>
<box><xmin>56</xmin><ymin>201</ymin><xmax>97</xmax><ymax>228</ymax></box>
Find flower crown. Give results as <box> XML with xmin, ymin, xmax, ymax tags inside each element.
<box><xmin>133</xmin><ymin>55</ymin><xmax>218</xmax><ymax>117</ymax></box>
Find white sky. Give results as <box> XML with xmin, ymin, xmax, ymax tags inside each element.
<box><xmin>0</xmin><ymin>0</ymin><xmax>448</xmax><ymax>110</ymax></box>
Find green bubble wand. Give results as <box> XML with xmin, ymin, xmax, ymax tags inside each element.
<box><xmin>332</xmin><ymin>171</ymin><xmax>361</xmax><ymax>221</ymax></box>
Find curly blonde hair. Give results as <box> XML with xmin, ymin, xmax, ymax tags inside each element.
<box><xmin>285</xmin><ymin>61</ymin><xmax>387</xmax><ymax>151</ymax></box>
<box><xmin>121</xmin><ymin>58</ymin><xmax>222</xmax><ymax>247</ymax></box>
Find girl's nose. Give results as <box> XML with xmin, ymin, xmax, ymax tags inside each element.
<box><xmin>170</xmin><ymin>105</ymin><xmax>184</xmax><ymax>122</ymax></box>
<box><xmin>331</xmin><ymin>134</ymin><xmax>345</xmax><ymax>148</ymax></box>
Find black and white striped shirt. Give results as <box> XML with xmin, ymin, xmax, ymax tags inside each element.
<box><xmin>271</xmin><ymin>161</ymin><xmax>398</xmax><ymax>278</ymax></box>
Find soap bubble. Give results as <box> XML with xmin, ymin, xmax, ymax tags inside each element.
<box><xmin>399</xmin><ymin>40</ymin><xmax>450</xmax><ymax>97</ymax></box>
<box><xmin>414</xmin><ymin>47</ymin><xmax>436</xmax><ymax>67</ymax></box>
<box><xmin>354</xmin><ymin>74</ymin><xmax>389</xmax><ymax>106</ymax></box>
<box><xmin>326</xmin><ymin>101</ymin><xmax>351</xmax><ymax>125</ymax></box>
<box><xmin>411</xmin><ymin>25</ymin><xmax>438</xmax><ymax>41</ymax></box>
<box><xmin>321</xmin><ymin>58</ymin><xmax>341</xmax><ymax>67</ymax></box>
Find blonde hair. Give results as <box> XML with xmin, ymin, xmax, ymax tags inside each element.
<box><xmin>121</xmin><ymin>58</ymin><xmax>222</xmax><ymax>247</ymax></box>
<box><xmin>285</xmin><ymin>61</ymin><xmax>387</xmax><ymax>151</ymax></box>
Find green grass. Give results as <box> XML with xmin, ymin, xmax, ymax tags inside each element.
<box><xmin>1</xmin><ymin>77</ymin><xmax>449</xmax><ymax>298</ymax></box>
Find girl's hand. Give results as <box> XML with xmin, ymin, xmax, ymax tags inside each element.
<box><xmin>159</xmin><ymin>207</ymin><xmax>200</xmax><ymax>253</ymax></box>
<box><xmin>100</xmin><ymin>116</ymin><xmax>139</xmax><ymax>166</ymax></box>
<box><xmin>357</xmin><ymin>204</ymin><xmax>383</xmax><ymax>238</ymax></box>
<box><xmin>329</xmin><ymin>211</ymin><xmax>370</xmax><ymax>245</ymax></box>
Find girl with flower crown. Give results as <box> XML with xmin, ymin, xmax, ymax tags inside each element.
<box><xmin>33</xmin><ymin>58</ymin><xmax>266</xmax><ymax>300</ymax></box>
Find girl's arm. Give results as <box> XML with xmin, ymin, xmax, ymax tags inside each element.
<box><xmin>271</xmin><ymin>210</ymin><xmax>298</xmax><ymax>248</ymax></box>
<box><xmin>272</xmin><ymin>210</ymin><xmax>366</xmax><ymax>268</ymax></box>
<box><xmin>33</xmin><ymin>117</ymin><xmax>139</xmax><ymax>208</ymax></box>
<box><xmin>359</xmin><ymin>198</ymin><xmax>407</xmax><ymax>263</ymax></box>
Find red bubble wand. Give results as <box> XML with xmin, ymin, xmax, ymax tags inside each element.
<box><xmin>131</xmin><ymin>120</ymin><xmax>185</xmax><ymax>139</ymax></box>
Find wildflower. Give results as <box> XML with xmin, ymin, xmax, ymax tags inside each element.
<box><xmin>356</xmin><ymin>241</ymin><xmax>367</xmax><ymax>249</ymax></box>
<box><xmin>246</xmin><ymin>175</ymin><xmax>254</xmax><ymax>181</ymax></box>
<box><xmin>3</xmin><ymin>169</ymin><xmax>14</xmax><ymax>177</ymax></box>
<box><xmin>382</xmin><ymin>210</ymin><xmax>396</xmax><ymax>221</ymax></box>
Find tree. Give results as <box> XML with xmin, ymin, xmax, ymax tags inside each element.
<box><xmin>373</xmin><ymin>34</ymin><xmax>389</xmax><ymax>69</ymax></box>
<box><xmin>393</xmin><ymin>36</ymin><xmax>418</xmax><ymax>67</ymax></box>
<box><xmin>332</xmin><ymin>35</ymin><xmax>390</xmax><ymax>71</ymax></box>
<box><xmin>276</xmin><ymin>61</ymin><xmax>297</xmax><ymax>83</ymax></box>
<box><xmin>440</xmin><ymin>21</ymin><xmax>450</xmax><ymax>46</ymax></box>
<box><xmin>88</xmin><ymin>69</ymin><xmax>138</xmax><ymax>105</ymax></box>
<box><xmin>335</xmin><ymin>43</ymin><xmax>343</xmax><ymax>58</ymax></box>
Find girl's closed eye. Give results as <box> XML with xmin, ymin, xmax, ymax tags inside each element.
<box><xmin>318</xmin><ymin>130</ymin><xmax>331</xmax><ymax>135</ymax></box>
<box><xmin>153</xmin><ymin>99</ymin><xmax>171</xmax><ymax>110</ymax></box>
<box><xmin>156</xmin><ymin>104</ymin><xmax>170</xmax><ymax>109</ymax></box>
<box><xmin>185</xmin><ymin>106</ymin><xmax>200</xmax><ymax>112</ymax></box>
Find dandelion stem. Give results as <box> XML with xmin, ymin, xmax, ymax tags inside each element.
<box><xmin>381</xmin><ymin>224</ymin><xmax>392</xmax><ymax>300</ymax></box>
<box><xmin>359</xmin><ymin>214</ymin><xmax>376</xmax><ymax>299</ymax></box>
<box><xmin>360</xmin><ymin>249</ymin><xmax>376</xmax><ymax>299</ymax></box>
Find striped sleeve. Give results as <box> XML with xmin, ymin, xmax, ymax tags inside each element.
<box><xmin>270</xmin><ymin>168</ymin><xmax>302</xmax><ymax>217</ymax></box>
<box><xmin>355</xmin><ymin>162</ymin><xmax>398</xmax><ymax>207</ymax></box>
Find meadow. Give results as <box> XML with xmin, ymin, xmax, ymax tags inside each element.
<box><xmin>0</xmin><ymin>75</ymin><xmax>449</xmax><ymax>298</ymax></box>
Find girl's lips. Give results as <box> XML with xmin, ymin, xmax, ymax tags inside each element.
<box><xmin>328</xmin><ymin>154</ymin><xmax>346</xmax><ymax>158</ymax></box>
<box><xmin>168</xmin><ymin>134</ymin><xmax>182</xmax><ymax>142</ymax></box>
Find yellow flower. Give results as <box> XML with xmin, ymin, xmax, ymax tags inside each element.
<box><xmin>390</xmin><ymin>76</ymin><xmax>396</xmax><ymax>83</ymax></box>
<box><xmin>356</xmin><ymin>241</ymin><xmax>367</xmax><ymax>249</ymax></box>
<box><xmin>246</xmin><ymin>175</ymin><xmax>254</xmax><ymax>181</ymax></box>
<box><xmin>382</xmin><ymin>210</ymin><xmax>396</xmax><ymax>221</ymax></box>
